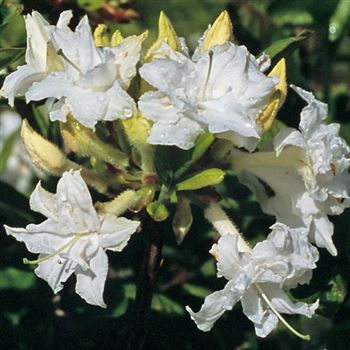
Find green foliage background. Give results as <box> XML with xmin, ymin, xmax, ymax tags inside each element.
<box><xmin>1</xmin><ymin>0</ymin><xmax>350</xmax><ymax>349</ymax></box>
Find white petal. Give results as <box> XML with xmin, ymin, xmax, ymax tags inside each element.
<box><xmin>186</xmin><ymin>280</ymin><xmax>240</xmax><ymax>332</ymax></box>
<box><xmin>26</xmin><ymin>72</ymin><xmax>73</xmax><ymax>102</ymax></box>
<box><xmin>56</xmin><ymin>10</ymin><xmax>73</xmax><ymax>29</ymax></box>
<box><xmin>56</xmin><ymin>171</ymin><xmax>100</xmax><ymax>233</ymax></box>
<box><xmin>200</xmin><ymin>93</ymin><xmax>260</xmax><ymax>138</ymax></box>
<box><xmin>113</xmin><ymin>35</ymin><xmax>145</xmax><ymax>88</ymax></box>
<box><xmin>25</xmin><ymin>11</ymin><xmax>50</xmax><ymax>71</ymax></box>
<box><xmin>214</xmin><ymin>235</ymin><xmax>241</xmax><ymax>280</ymax></box>
<box><xmin>75</xmin><ymin>247</ymin><xmax>108</xmax><ymax>307</ymax></box>
<box><xmin>5</xmin><ymin>221</ymin><xmax>67</xmax><ymax>254</ymax></box>
<box><xmin>148</xmin><ymin>117</ymin><xmax>204</xmax><ymax>150</ymax></box>
<box><xmin>51</xmin><ymin>15</ymin><xmax>102</xmax><ymax>73</ymax></box>
<box><xmin>139</xmin><ymin>54</ymin><xmax>192</xmax><ymax>95</ymax></box>
<box><xmin>99</xmin><ymin>215</ymin><xmax>140</xmax><ymax>251</ymax></box>
<box><xmin>49</xmin><ymin>98</ymin><xmax>70</xmax><ymax>122</ymax></box>
<box><xmin>35</xmin><ymin>256</ymin><xmax>76</xmax><ymax>293</ymax></box>
<box><xmin>1</xmin><ymin>66</ymin><xmax>46</xmax><ymax>106</ymax></box>
<box><xmin>311</xmin><ymin>215</ymin><xmax>337</xmax><ymax>256</ymax></box>
<box><xmin>291</xmin><ymin>85</ymin><xmax>327</xmax><ymax>135</ymax></box>
<box><xmin>29</xmin><ymin>181</ymin><xmax>57</xmax><ymax>220</ymax></box>
<box><xmin>138</xmin><ymin>91</ymin><xmax>180</xmax><ymax>123</ymax></box>
<box><xmin>274</xmin><ymin>127</ymin><xmax>305</xmax><ymax>156</ymax></box>
<box><xmin>241</xmin><ymin>287</ymin><xmax>278</xmax><ymax>338</ymax></box>
<box><xmin>264</xmin><ymin>283</ymin><xmax>319</xmax><ymax>317</ymax></box>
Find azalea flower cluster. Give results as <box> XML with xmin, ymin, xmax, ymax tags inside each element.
<box><xmin>1</xmin><ymin>9</ymin><xmax>350</xmax><ymax>341</ymax></box>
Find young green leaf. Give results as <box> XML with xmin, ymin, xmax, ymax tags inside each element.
<box><xmin>176</xmin><ymin>168</ymin><xmax>225</xmax><ymax>191</ymax></box>
<box><xmin>263</xmin><ymin>30</ymin><xmax>312</xmax><ymax>67</ymax></box>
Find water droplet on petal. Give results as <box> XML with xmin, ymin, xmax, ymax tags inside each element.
<box><xmin>123</xmin><ymin>107</ymin><xmax>133</xmax><ymax>118</ymax></box>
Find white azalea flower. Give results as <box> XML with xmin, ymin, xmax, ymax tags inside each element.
<box><xmin>232</xmin><ymin>86</ymin><xmax>350</xmax><ymax>255</ymax></box>
<box><xmin>25</xmin><ymin>11</ymin><xmax>144</xmax><ymax>128</ymax></box>
<box><xmin>4</xmin><ymin>170</ymin><xmax>140</xmax><ymax>307</ymax></box>
<box><xmin>139</xmin><ymin>41</ymin><xmax>277</xmax><ymax>150</ymax></box>
<box><xmin>0</xmin><ymin>11</ymin><xmax>62</xmax><ymax>106</ymax></box>
<box><xmin>187</xmin><ymin>222</ymin><xmax>318</xmax><ymax>338</ymax></box>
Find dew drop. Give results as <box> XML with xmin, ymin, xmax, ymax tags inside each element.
<box><xmin>123</xmin><ymin>107</ymin><xmax>133</xmax><ymax>118</ymax></box>
<box><xmin>183</xmin><ymin>127</ymin><xmax>190</xmax><ymax>135</ymax></box>
<box><xmin>329</xmin><ymin>23</ymin><xmax>337</xmax><ymax>35</ymax></box>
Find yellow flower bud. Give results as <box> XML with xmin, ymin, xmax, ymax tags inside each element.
<box><xmin>201</xmin><ymin>10</ymin><xmax>233</xmax><ymax>52</ymax></box>
<box><xmin>21</xmin><ymin>119</ymin><xmax>74</xmax><ymax>176</ymax></box>
<box><xmin>145</xmin><ymin>11</ymin><xmax>181</xmax><ymax>62</ymax></box>
<box><xmin>257</xmin><ymin>58</ymin><xmax>287</xmax><ymax>132</ymax></box>
<box><xmin>21</xmin><ymin>119</ymin><xmax>111</xmax><ymax>193</ymax></box>
<box><xmin>121</xmin><ymin>113</ymin><xmax>154</xmax><ymax>173</ymax></box>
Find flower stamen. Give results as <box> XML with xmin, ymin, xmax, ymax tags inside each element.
<box><xmin>255</xmin><ymin>283</ymin><xmax>311</xmax><ymax>341</ymax></box>
<box><xmin>23</xmin><ymin>232</ymin><xmax>90</xmax><ymax>265</ymax></box>
<box><xmin>202</xmin><ymin>50</ymin><xmax>214</xmax><ymax>99</ymax></box>
<box><xmin>57</xmin><ymin>49</ymin><xmax>81</xmax><ymax>72</ymax></box>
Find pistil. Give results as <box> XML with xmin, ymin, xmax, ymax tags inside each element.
<box><xmin>202</xmin><ymin>50</ymin><xmax>214</xmax><ymax>99</ymax></box>
<box><xmin>23</xmin><ymin>232</ymin><xmax>90</xmax><ymax>265</ymax></box>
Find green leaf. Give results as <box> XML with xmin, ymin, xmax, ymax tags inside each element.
<box><xmin>329</xmin><ymin>0</ymin><xmax>350</xmax><ymax>42</ymax></box>
<box><xmin>183</xmin><ymin>283</ymin><xmax>212</xmax><ymax>298</ymax></box>
<box><xmin>154</xmin><ymin>133</ymin><xmax>215</xmax><ymax>187</ymax></box>
<box><xmin>176</xmin><ymin>168</ymin><xmax>225</xmax><ymax>191</ymax></box>
<box><xmin>32</xmin><ymin>105</ymin><xmax>50</xmax><ymax>138</ymax></box>
<box><xmin>0</xmin><ymin>127</ymin><xmax>19</xmax><ymax>175</ymax></box>
<box><xmin>77</xmin><ymin>0</ymin><xmax>106</xmax><ymax>11</ymax></box>
<box><xmin>0</xmin><ymin>47</ymin><xmax>25</xmax><ymax>70</ymax></box>
<box><xmin>263</xmin><ymin>30</ymin><xmax>312</xmax><ymax>66</ymax></box>
<box><xmin>174</xmin><ymin>132</ymin><xmax>215</xmax><ymax>179</ymax></box>
<box><xmin>0</xmin><ymin>2</ymin><xmax>23</xmax><ymax>28</ymax></box>
<box><xmin>152</xmin><ymin>294</ymin><xmax>184</xmax><ymax>315</ymax></box>
<box><xmin>146</xmin><ymin>201</ymin><xmax>169</xmax><ymax>222</ymax></box>
<box><xmin>0</xmin><ymin>267</ymin><xmax>36</xmax><ymax>289</ymax></box>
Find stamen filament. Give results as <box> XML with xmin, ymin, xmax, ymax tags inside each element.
<box><xmin>255</xmin><ymin>283</ymin><xmax>311</xmax><ymax>341</ymax></box>
<box><xmin>202</xmin><ymin>50</ymin><xmax>214</xmax><ymax>99</ymax></box>
<box><xmin>57</xmin><ymin>49</ymin><xmax>81</xmax><ymax>72</ymax></box>
<box><xmin>23</xmin><ymin>232</ymin><xmax>89</xmax><ymax>265</ymax></box>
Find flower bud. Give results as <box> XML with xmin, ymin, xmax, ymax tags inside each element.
<box><xmin>172</xmin><ymin>195</ymin><xmax>193</xmax><ymax>245</ymax></box>
<box><xmin>201</xmin><ymin>10</ymin><xmax>233</xmax><ymax>52</ymax></box>
<box><xmin>257</xmin><ymin>58</ymin><xmax>287</xmax><ymax>132</ymax></box>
